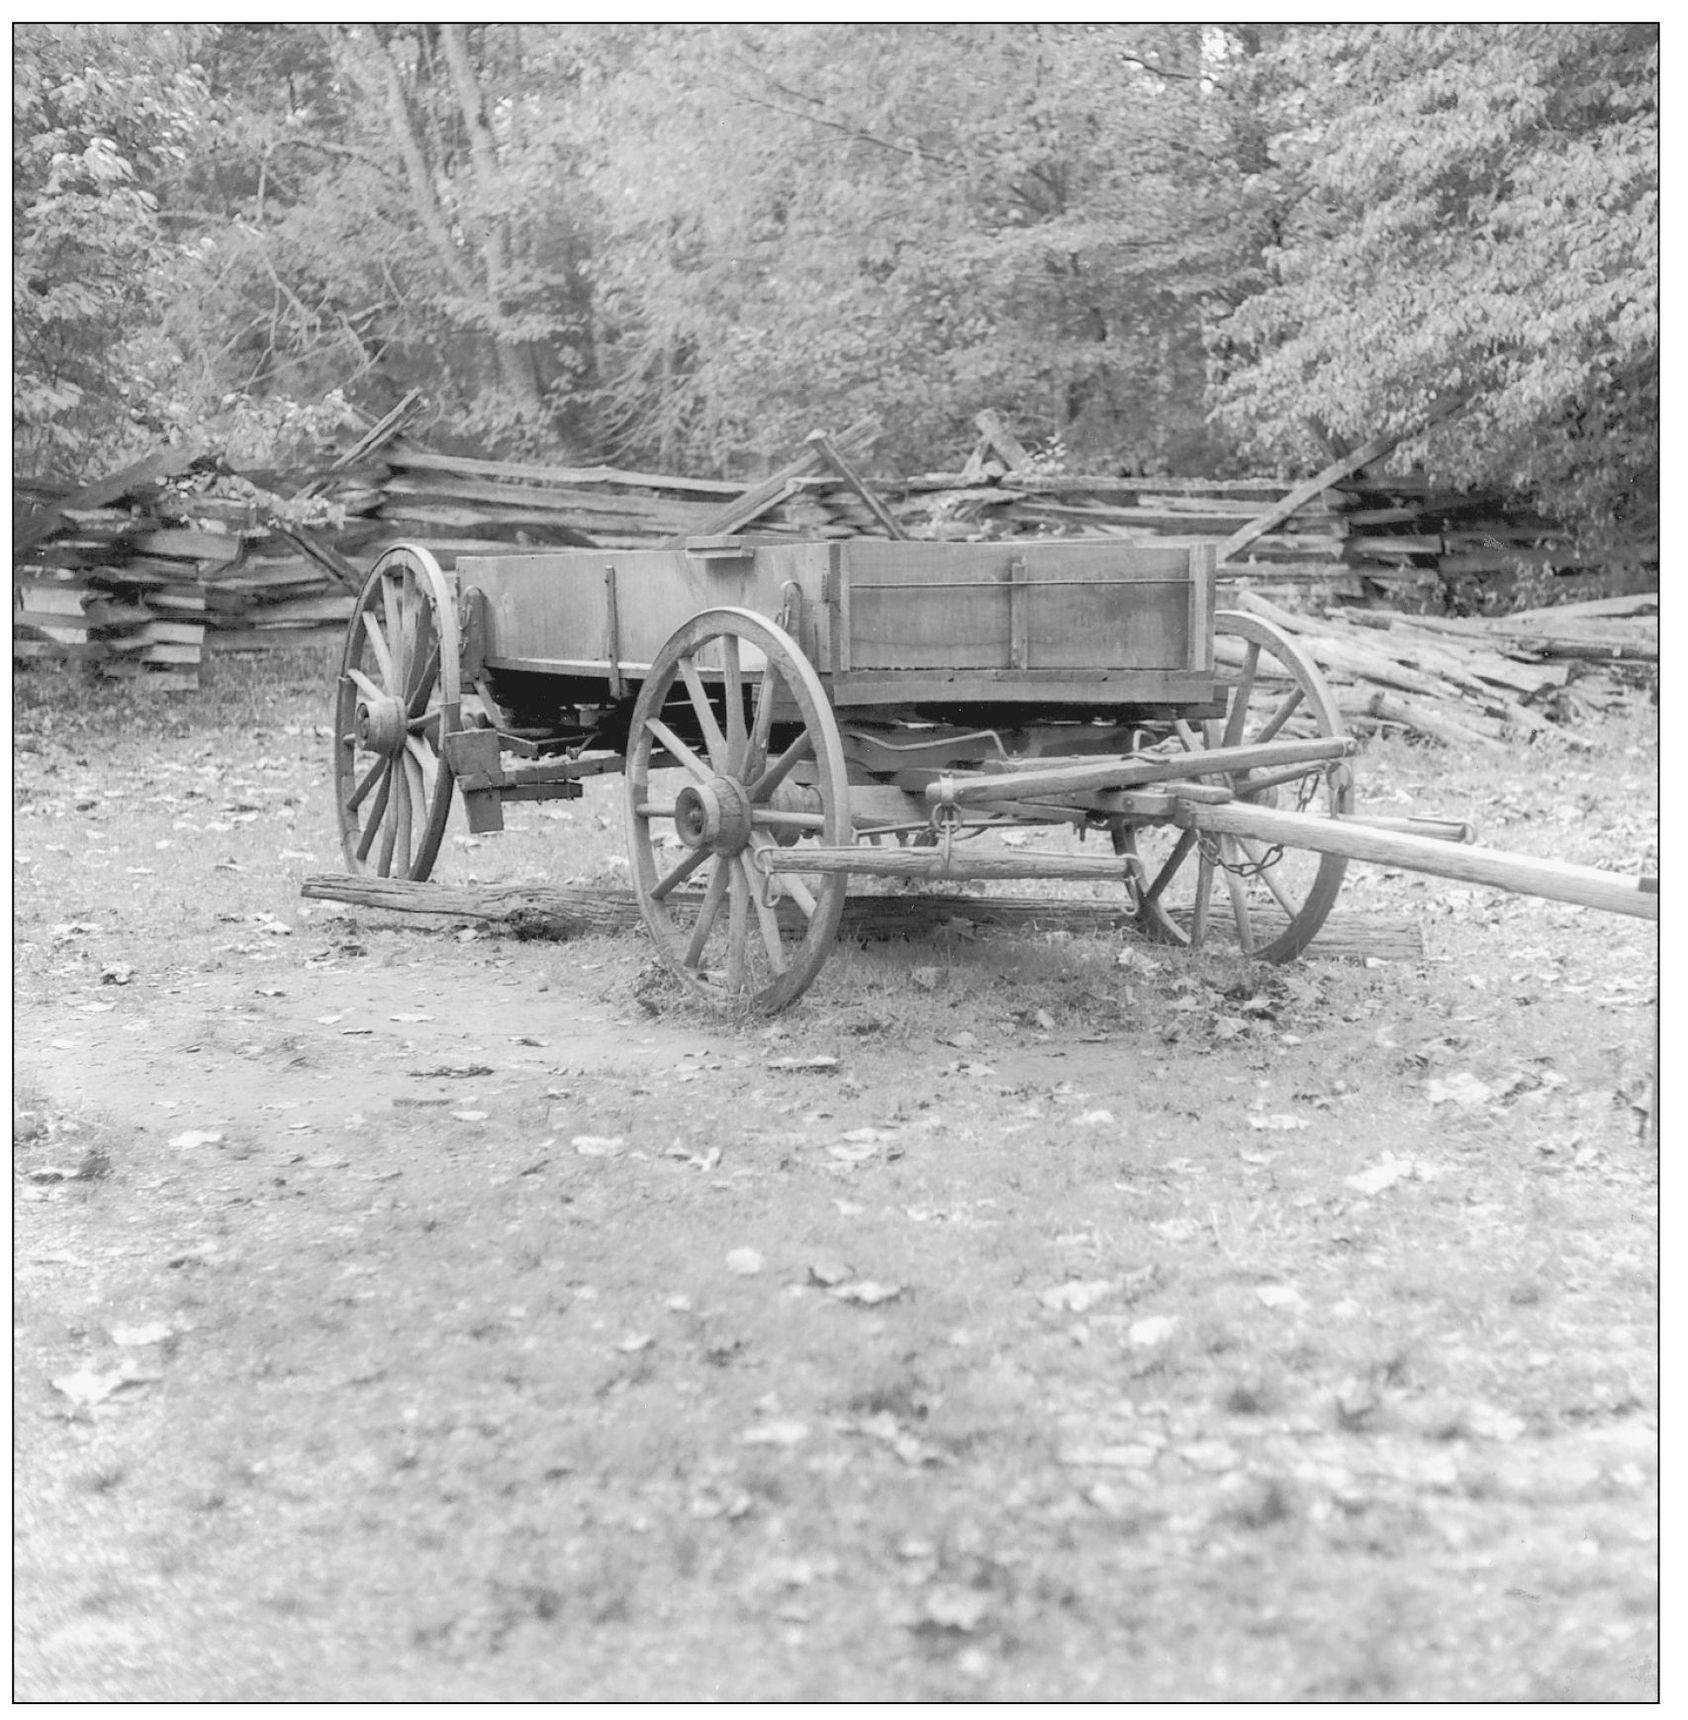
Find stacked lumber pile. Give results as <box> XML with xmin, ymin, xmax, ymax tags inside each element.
<box><xmin>1227</xmin><ymin>589</ymin><xmax>1657</xmax><ymax>750</ymax></box>
<box><xmin>12</xmin><ymin>449</ymin><xmax>230</xmax><ymax>692</ymax></box>
<box><xmin>1327</xmin><ymin>472</ymin><xmax>1656</xmax><ymax>609</ymax></box>
<box><xmin>15</xmin><ymin>402</ymin><xmax>1656</xmax><ymax>695</ymax></box>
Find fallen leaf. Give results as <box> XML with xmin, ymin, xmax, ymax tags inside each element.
<box><xmin>1427</xmin><ymin>1071</ymin><xmax>1495</xmax><ymax>1109</ymax></box>
<box><xmin>389</xmin><ymin>1012</ymin><xmax>435</xmax><ymax>1024</ymax></box>
<box><xmin>1039</xmin><ymin>1279</ymin><xmax>1115</xmax><ymax>1314</ymax></box>
<box><xmin>1128</xmin><ymin>1315</ymin><xmax>1177</xmax><ymax>1348</ymax></box>
<box><xmin>919</xmin><ymin>1588</ymin><xmax>994</xmax><ymax>1633</ymax></box>
<box><xmin>740</xmin><ymin>1418</ymin><xmax>809</xmax><ymax>1447</ymax></box>
<box><xmin>572</xmin><ymin>1135</ymin><xmax>626</xmax><ymax>1157</ymax></box>
<box><xmin>1075</xmin><ymin>1109</ymin><xmax>1116</xmax><ymax>1127</ymax></box>
<box><xmin>807</xmin><ymin>1257</ymin><xmax>853</xmax><ymax>1288</ymax></box>
<box><xmin>1247</xmin><ymin>1113</ymin><xmax>1310</xmax><ymax>1132</ymax></box>
<box><xmin>1179</xmin><ymin>1439</ymin><xmax>1240</xmax><ymax>1473</ymax></box>
<box><xmin>768</xmin><ymin>1055</ymin><xmax>842</xmax><ymax>1074</ymax></box>
<box><xmin>168</xmin><ymin>1129</ymin><xmax>225</xmax><ymax>1150</ymax></box>
<box><xmin>109</xmin><ymin>1321</ymin><xmax>173</xmax><ymax>1347</ymax></box>
<box><xmin>616</xmin><ymin>1333</ymin><xmax>655</xmax><ymax>1354</ymax></box>
<box><xmin>51</xmin><ymin>1366</ymin><xmax>127</xmax><ymax>1408</ymax></box>
<box><xmin>450</xmin><ymin>1110</ymin><xmax>490</xmax><ymax>1123</ymax></box>
<box><xmin>726</xmin><ymin>1247</ymin><xmax>765</xmax><ymax>1276</ymax></box>
<box><xmin>1059</xmin><ymin>1443</ymin><xmax>1158</xmax><ymax>1470</ymax></box>
<box><xmin>1255</xmin><ymin>1285</ymin><xmax>1306</xmax><ymax>1311</ymax></box>
<box><xmin>1345</xmin><ymin>1155</ymin><xmax>1414</xmax><ymax>1196</ymax></box>
<box><xmin>829</xmin><ymin>1280</ymin><xmax>905</xmax><ymax>1306</ymax></box>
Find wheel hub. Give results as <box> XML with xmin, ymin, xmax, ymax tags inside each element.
<box><xmin>355</xmin><ymin>694</ymin><xmax>409</xmax><ymax>757</ymax></box>
<box><xmin>674</xmin><ymin>776</ymin><xmax>753</xmax><ymax>854</ymax></box>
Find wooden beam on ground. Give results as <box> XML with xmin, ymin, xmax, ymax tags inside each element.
<box><xmin>299</xmin><ymin>874</ymin><xmax>1425</xmax><ymax>960</ymax></box>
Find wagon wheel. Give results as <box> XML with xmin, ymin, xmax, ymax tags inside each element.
<box><xmin>1116</xmin><ymin>611</ymin><xmax>1353</xmax><ymax>961</ymax></box>
<box><xmin>333</xmin><ymin>544</ymin><xmax>462</xmax><ymax>880</ymax></box>
<box><xmin>626</xmin><ymin>608</ymin><xmax>851</xmax><ymax>1013</ymax></box>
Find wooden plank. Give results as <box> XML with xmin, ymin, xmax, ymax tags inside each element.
<box><xmin>383</xmin><ymin>449</ymin><xmax>746</xmax><ymax>497</ymax></box>
<box><xmin>14</xmin><ymin>443</ymin><xmax>202</xmax><ymax>555</ymax></box>
<box><xmin>667</xmin><ymin>418</ymin><xmax>879</xmax><ymax>543</ymax></box>
<box><xmin>1217</xmin><ymin>397</ymin><xmax>1465</xmax><ymax>564</ymax></box>
<box><xmin>125</xmin><ymin>528</ymin><xmax>242</xmax><ymax>563</ymax></box>
<box><xmin>806</xmin><ymin>429</ymin><xmax>909</xmax><ymax>539</ymax></box>
<box><xmin>973</xmin><ymin>409</ymin><xmax>1034</xmax><ymax>472</ymax></box>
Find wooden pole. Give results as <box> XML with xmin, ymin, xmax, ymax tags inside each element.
<box><xmin>1182</xmin><ymin>802</ymin><xmax>1659</xmax><ymax>921</ymax></box>
<box><xmin>923</xmin><ymin>737</ymin><xmax>1356</xmax><ymax>806</ymax></box>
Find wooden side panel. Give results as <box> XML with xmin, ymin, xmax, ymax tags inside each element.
<box><xmin>461</xmin><ymin>544</ymin><xmax>834</xmax><ymax>675</ymax></box>
<box><xmin>841</xmin><ymin>540</ymin><xmax>1200</xmax><ymax>673</ymax></box>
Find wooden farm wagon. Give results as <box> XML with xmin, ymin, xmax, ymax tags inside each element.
<box><xmin>331</xmin><ymin>538</ymin><xmax>1657</xmax><ymax>1011</ymax></box>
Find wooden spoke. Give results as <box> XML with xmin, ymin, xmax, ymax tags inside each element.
<box><xmin>355</xmin><ymin>762</ymin><xmax>395</xmax><ymax>861</ymax></box>
<box><xmin>644</xmin><ymin>715</ymin><xmax>715</xmax><ymax>784</ymax></box>
<box><xmin>748</xmin><ymin>732</ymin><xmax>814</xmax><ymax>802</ymax></box>
<box><xmin>333</xmin><ymin>545</ymin><xmax>461</xmax><ymax>882</ymax></box>
<box><xmin>722</xmin><ymin>634</ymin><xmax>746</xmax><ymax>770</ymax></box>
<box><xmin>746</xmin><ymin>664</ymin><xmax>778</xmax><ymax>779</ymax></box>
<box><xmin>1142</xmin><ymin>826</ymin><xmax>1198</xmax><ymax>906</ymax></box>
<box><xmin>1222</xmin><ymin>641</ymin><xmax>1261</xmax><ymax>748</ymax></box>
<box><xmin>406</xmin><ymin>634</ymin><xmax>440</xmax><ymax>715</ymax></box>
<box><xmin>347</xmin><ymin>665</ymin><xmax>385</xmax><ymax>706</ymax></box>
<box><xmin>684</xmin><ymin>860</ymin><xmax>731</xmax><ymax>969</ymax></box>
<box><xmin>743</xmin><ymin>855</ymin><xmax>788</xmax><ymax>974</ymax></box>
<box><xmin>1238</xmin><ymin>835</ymin><xmax>1304</xmax><ymax>918</ymax></box>
<box><xmin>346</xmin><ymin>754</ymin><xmax>386</xmax><ymax>814</ymax></box>
<box><xmin>361</xmin><ymin>609</ymin><xmax>397</xmax><ymax>686</ymax></box>
<box><xmin>1190</xmin><ymin>849</ymin><xmax>1214</xmax><ymax>949</ymax></box>
<box><xmin>678</xmin><ymin>655</ymin><xmax>730</xmax><ymax>769</ymax></box>
<box><xmin>1220</xmin><ymin>842</ymin><xmax>1256</xmax><ymax>954</ymax></box>
<box><xmin>724</xmin><ymin>863</ymin><xmax>749</xmax><ymax>992</ymax></box>
<box><xmin>1254</xmin><ymin>683</ymin><xmax>1306</xmax><ymax>745</ymax></box>
<box><xmin>649</xmin><ymin>845</ymin><xmax>709</xmax><ymax>902</ymax></box>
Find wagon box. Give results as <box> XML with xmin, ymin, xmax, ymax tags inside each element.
<box><xmin>455</xmin><ymin>537</ymin><xmax>1218</xmax><ymax>708</ymax></box>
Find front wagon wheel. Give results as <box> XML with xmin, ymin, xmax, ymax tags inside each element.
<box><xmin>626</xmin><ymin>608</ymin><xmax>850</xmax><ymax>1013</ymax></box>
<box><xmin>334</xmin><ymin>544</ymin><xmax>462</xmax><ymax>880</ymax></box>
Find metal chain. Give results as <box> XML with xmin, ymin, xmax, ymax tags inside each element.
<box><xmin>1197</xmin><ymin>762</ymin><xmax>1333</xmax><ymax>880</ymax></box>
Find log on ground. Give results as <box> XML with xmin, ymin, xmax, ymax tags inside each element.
<box><xmin>299</xmin><ymin>874</ymin><xmax>1425</xmax><ymax>960</ymax></box>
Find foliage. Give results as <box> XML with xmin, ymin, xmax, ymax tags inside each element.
<box><xmin>579</xmin><ymin>24</ymin><xmax>1255</xmax><ymax>474</ymax></box>
<box><xmin>1210</xmin><ymin>24</ymin><xmax>1658</xmax><ymax>547</ymax></box>
<box><xmin>13</xmin><ymin>24</ymin><xmax>212</xmax><ymax>475</ymax></box>
<box><xmin>11</xmin><ymin>22</ymin><xmax>1660</xmax><ymax>549</ymax></box>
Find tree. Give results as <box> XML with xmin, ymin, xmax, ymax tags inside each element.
<box><xmin>1209</xmin><ymin>24</ymin><xmax>1658</xmax><ymax>547</ymax></box>
<box><xmin>13</xmin><ymin>24</ymin><xmax>212</xmax><ymax>474</ymax></box>
<box><xmin>579</xmin><ymin>24</ymin><xmax>1260</xmax><ymax>474</ymax></box>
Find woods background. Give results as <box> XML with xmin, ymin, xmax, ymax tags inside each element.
<box><xmin>14</xmin><ymin>23</ymin><xmax>1657</xmax><ymax>563</ymax></box>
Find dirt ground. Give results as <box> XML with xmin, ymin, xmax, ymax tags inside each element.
<box><xmin>11</xmin><ymin>650</ymin><xmax>1660</xmax><ymax>1701</ymax></box>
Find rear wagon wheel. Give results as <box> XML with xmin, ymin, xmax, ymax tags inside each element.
<box><xmin>333</xmin><ymin>544</ymin><xmax>462</xmax><ymax>880</ymax></box>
